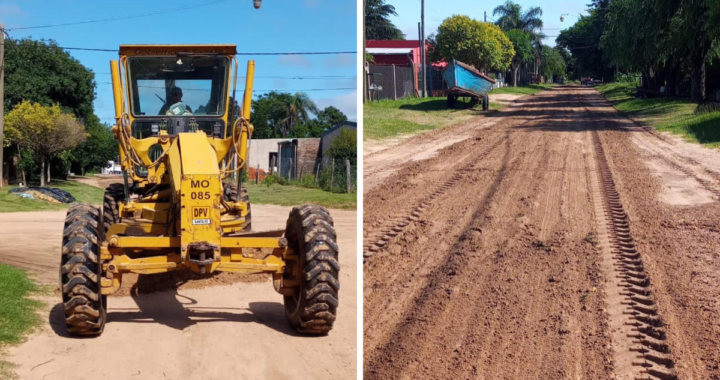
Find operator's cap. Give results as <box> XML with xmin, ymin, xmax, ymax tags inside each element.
<box><xmin>170</xmin><ymin>87</ymin><xmax>183</xmax><ymax>96</ymax></box>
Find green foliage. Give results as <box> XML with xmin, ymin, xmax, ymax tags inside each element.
<box><xmin>326</xmin><ymin>128</ymin><xmax>358</xmax><ymax>165</ymax></box>
<box><xmin>251</xmin><ymin>92</ymin><xmax>345</xmax><ymax>139</ymax></box>
<box><xmin>597</xmin><ymin>82</ymin><xmax>720</xmax><ymax>148</ymax></box>
<box><xmin>0</xmin><ymin>263</ymin><xmax>44</xmax><ymax>351</ymax></box>
<box><xmin>0</xmin><ymin>180</ymin><xmax>105</xmax><ymax>212</ymax></box>
<box><xmin>263</xmin><ymin>174</ymin><xmax>288</xmax><ymax>187</ymax></box>
<box><xmin>298</xmin><ymin>173</ymin><xmax>317</xmax><ymax>188</ymax></box>
<box><xmin>244</xmin><ymin>183</ymin><xmax>356</xmax><ymax>210</ymax></box>
<box><xmin>4</xmin><ymin>38</ymin><xmax>96</xmax><ymax>120</ymax></box>
<box><xmin>5</xmin><ymin>101</ymin><xmax>87</xmax><ymax>185</ymax></box>
<box><xmin>70</xmin><ymin>118</ymin><xmax>118</xmax><ymax>175</ymax></box>
<box><xmin>434</xmin><ymin>15</ymin><xmax>515</xmax><ymax>72</ymax></box>
<box><xmin>505</xmin><ymin>29</ymin><xmax>534</xmax><ymax>86</ymax></box>
<box><xmin>505</xmin><ymin>30</ymin><xmax>534</xmax><ymax>64</ymax></box>
<box><xmin>365</xmin><ymin>0</ymin><xmax>404</xmax><ymax>40</ymax></box>
<box><xmin>538</xmin><ymin>45</ymin><xmax>567</xmax><ymax>79</ymax></box>
<box><xmin>493</xmin><ymin>1</ymin><xmax>545</xmax><ymax>47</ymax></box>
<box><xmin>557</xmin><ymin>11</ymin><xmax>613</xmax><ymax>80</ymax></box>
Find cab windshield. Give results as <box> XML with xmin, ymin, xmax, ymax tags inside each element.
<box><xmin>127</xmin><ymin>56</ymin><xmax>230</xmax><ymax>117</ymax></box>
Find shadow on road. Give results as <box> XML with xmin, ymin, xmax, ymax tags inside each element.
<box><xmin>50</xmin><ymin>275</ymin><xmax>301</xmax><ymax>338</ymax></box>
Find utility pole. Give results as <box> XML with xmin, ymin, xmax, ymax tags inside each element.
<box><xmin>420</xmin><ymin>0</ymin><xmax>427</xmax><ymax>98</ymax></box>
<box><xmin>0</xmin><ymin>24</ymin><xmax>5</xmax><ymax>189</ymax></box>
<box><xmin>485</xmin><ymin>11</ymin><xmax>487</xmax><ymax>22</ymax></box>
<box><xmin>363</xmin><ymin>0</ymin><xmax>367</xmax><ymax>103</ymax></box>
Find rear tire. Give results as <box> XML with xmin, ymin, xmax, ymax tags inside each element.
<box><xmin>60</xmin><ymin>204</ymin><xmax>106</xmax><ymax>336</ymax></box>
<box><xmin>483</xmin><ymin>94</ymin><xmax>490</xmax><ymax>111</ymax></box>
<box><xmin>223</xmin><ymin>183</ymin><xmax>251</xmax><ymax>232</ymax></box>
<box><xmin>102</xmin><ymin>183</ymin><xmax>124</xmax><ymax>233</ymax></box>
<box><xmin>283</xmin><ymin>204</ymin><xmax>339</xmax><ymax>334</ymax></box>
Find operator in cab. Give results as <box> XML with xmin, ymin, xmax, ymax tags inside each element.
<box><xmin>159</xmin><ymin>87</ymin><xmax>193</xmax><ymax>115</ymax></box>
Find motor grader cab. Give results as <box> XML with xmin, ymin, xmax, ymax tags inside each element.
<box><xmin>59</xmin><ymin>43</ymin><xmax>339</xmax><ymax>336</ymax></box>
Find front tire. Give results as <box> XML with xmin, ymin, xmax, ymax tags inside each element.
<box><xmin>283</xmin><ymin>204</ymin><xmax>339</xmax><ymax>334</ymax></box>
<box><xmin>60</xmin><ymin>204</ymin><xmax>106</xmax><ymax>336</ymax></box>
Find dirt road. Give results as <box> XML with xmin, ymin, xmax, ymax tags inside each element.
<box><xmin>363</xmin><ymin>85</ymin><xmax>720</xmax><ymax>379</ymax></box>
<box><xmin>0</xmin><ymin>205</ymin><xmax>357</xmax><ymax>380</ymax></box>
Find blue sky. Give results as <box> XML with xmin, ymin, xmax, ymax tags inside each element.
<box><xmin>385</xmin><ymin>0</ymin><xmax>590</xmax><ymax>46</ymax></box>
<box><xmin>0</xmin><ymin>0</ymin><xmax>358</xmax><ymax>124</ymax></box>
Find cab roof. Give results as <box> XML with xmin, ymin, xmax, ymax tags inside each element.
<box><xmin>119</xmin><ymin>44</ymin><xmax>237</xmax><ymax>56</ymax></box>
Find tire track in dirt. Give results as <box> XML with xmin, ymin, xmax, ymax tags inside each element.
<box><xmin>589</xmin><ymin>129</ymin><xmax>677</xmax><ymax>380</ymax></box>
<box><xmin>365</xmin><ymin>86</ymin><xmax>614</xmax><ymax>379</ymax></box>
<box><xmin>362</xmin><ymin>130</ymin><xmax>511</xmax><ymax>261</ymax></box>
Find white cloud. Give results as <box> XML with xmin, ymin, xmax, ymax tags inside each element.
<box><xmin>303</xmin><ymin>0</ymin><xmax>321</xmax><ymax>8</ymax></box>
<box><xmin>324</xmin><ymin>54</ymin><xmax>356</xmax><ymax>69</ymax></box>
<box><xmin>277</xmin><ymin>55</ymin><xmax>314</xmax><ymax>68</ymax></box>
<box><xmin>314</xmin><ymin>90</ymin><xmax>357</xmax><ymax>121</ymax></box>
<box><xmin>0</xmin><ymin>4</ymin><xmax>22</xmax><ymax>23</ymax></box>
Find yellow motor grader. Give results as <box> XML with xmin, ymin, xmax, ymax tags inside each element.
<box><xmin>59</xmin><ymin>42</ymin><xmax>339</xmax><ymax>336</ymax></box>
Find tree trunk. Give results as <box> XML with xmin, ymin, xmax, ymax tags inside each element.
<box><xmin>40</xmin><ymin>157</ymin><xmax>46</xmax><ymax>187</ymax></box>
<box><xmin>690</xmin><ymin>60</ymin><xmax>706</xmax><ymax>103</ymax></box>
<box><xmin>21</xmin><ymin>170</ymin><xmax>26</xmax><ymax>186</ymax></box>
<box><xmin>47</xmin><ymin>159</ymin><xmax>51</xmax><ymax>184</ymax></box>
<box><xmin>666</xmin><ymin>61</ymin><xmax>676</xmax><ymax>97</ymax></box>
<box><xmin>512</xmin><ymin>63</ymin><xmax>519</xmax><ymax>87</ymax></box>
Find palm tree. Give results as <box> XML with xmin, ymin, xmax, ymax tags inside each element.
<box><xmin>365</xmin><ymin>0</ymin><xmax>404</xmax><ymax>40</ymax></box>
<box><xmin>493</xmin><ymin>1</ymin><xmax>545</xmax><ymax>46</ymax></box>
<box><xmin>278</xmin><ymin>93</ymin><xmax>319</xmax><ymax>138</ymax></box>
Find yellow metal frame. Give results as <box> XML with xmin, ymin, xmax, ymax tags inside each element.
<box><xmin>102</xmin><ymin>45</ymin><xmax>292</xmax><ymax>297</ymax></box>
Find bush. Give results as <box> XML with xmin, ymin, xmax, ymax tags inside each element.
<box><xmin>263</xmin><ymin>174</ymin><xmax>288</xmax><ymax>187</ymax></box>
<box><xmin>326</xmin><ymin>128</ymin><xmax>357</xmax><ymax>165</ymax></box>
<box><xmin>298</xmin><ymin>173</ymin><xmax>316</xmax><ymax>188</ymax></box>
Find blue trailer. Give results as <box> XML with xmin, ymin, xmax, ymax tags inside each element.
<box><xmin>442</xmin><ymin>59</ymin><xmax>496</xmax><ymax>110</ymax></box>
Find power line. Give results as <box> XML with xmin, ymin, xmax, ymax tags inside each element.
<box><xmin>98</xmin><ymin>82</ymin><xmax>355</xmax><ymax>92</ymax></box>
<box><xmin>94</xmin><ymin>72</ymin><xmax>356</xmax><ymax>79</ymax></box>
<box><xmin>7</xmin><ymin>0</ymin><xmax>231</xmax><ymax>31</ymax></box>
<box><xmin>0</xmin><ymin>43</ymin><xmax>356</xmax><ymax>55</ymax></box>
<box><xmin>52</xmin><ymin>46</ymin><xmax>356</xmax><ymax>55</ymax></box>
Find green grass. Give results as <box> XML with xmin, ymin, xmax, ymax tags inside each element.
<box><xmin>364</xmin><ymin>96</ymin><xmax>503</xmax><ymax>140</ymax></box>
<box><xmin>0</xmin><ymin>180</ymin><xmax>105</xmax><ymax>213</ymax></box>
<box><xmin>597</xmin><ymin>82</ymin><xmax>720</xmax><ymax>148</ymax></box>
<box><xmin>489</xmin><ymin>83</ymin><xmax>554</xmax><ymax>95</ymax></box>
<box><xmin>246</xmin><ymin>183</ymin><xmax>356</xmax><ymax>210</ymax></box>
<box><xmin>0</xmin><ymin>264</ymin><xmax>46</xmax><ymax>379</ymax></box>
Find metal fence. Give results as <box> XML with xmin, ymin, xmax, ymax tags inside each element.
<box><xmin>367</xmin><ymin>64</ymin><xmax>415</xmax><ymax>101</ymax></box>
<box><xmin>308</xmin><ymin>156</ymin><xmax>357</xmax><ymax>193</ymax></box>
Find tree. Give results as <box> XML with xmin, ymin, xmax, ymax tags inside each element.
<box><xmin>251</xmin><ymin>92</ymin><xmax>340</xmax><ymax>139</ymax></box>
<box><xmin>316</xmin><ymin>106</ymin><xmax>348</xmax><ymax>129</ymax></box>
<box><xmin>434</xmin><ymin>16</ymin><xmax>515</xmax><ymax>73</ymax></box>
<box><xmin>365</xmin><ymin>0</ymin><xmax>404</xmax><ymax>40</ymax></box>
<box><xmin>5</xmin><ymin>101</ymin><xmax>86</xmax><ymax>186</ymax></box>
<box><xmin>493</xmin><ymin>1</ymin><xmax>545</xmax><ymax>47</ymax></box>
<box><xmin>3</xmin><ymin>38</ymin><xmax>96</xmax><ymax>120</ymax></box>
<box><xmin>538</xmin><ymin>45</ymin><xmax>566</xmax><ymax>80</ymax></box>
<box><xmin>505</xmin><ymin>30</ymin><xmax>534</xmax><ymax>86</ymax></box>
<box><xmin>279</xmin><ymin>93</ymin><xmax>319</xmax><ymax>138</ymax></box>
<box><xmin>327</xmin><ymin>128</ymin><xmax>357</xmax><ymax>165</ymax></box>
<box><xmin>557</xmin><ymin>11</ymin><xmax>614</xmax><ymax>81</ymax></box>
<box><xmin>70</xmin><ymin>117</ymin><xmax>119</xmax><ymax>176</ymax></box>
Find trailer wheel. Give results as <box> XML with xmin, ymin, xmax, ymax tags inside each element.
<box><xmin>283</xmin><ymin>204</ymin><xmax>339</xmax><ymax>334</ymax></box>
<box><xmin>447</xmin><ymin>94</ymin><xmax>456</xmax><ymax>108</ymax></box>
<box><xmin>60</xmin><ymin>204</ymin><xmax>106</xmax><ymax>336</ymax></box>
<box><xmin>483</xmin><ymin>94</ymin><xmax>490</xmax><ymax>111</ymax></box>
